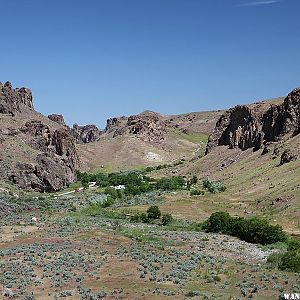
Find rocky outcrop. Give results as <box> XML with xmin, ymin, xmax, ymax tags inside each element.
<box><xmin>105</xmin><ymin>114</ymin><xmax>167</xmax><ymax>143</ymax></box>
<box><xmin>0</xmin><ymin>82</ymin><xmax>79</xmax><ymax>192</ymax></box>
<box><xmin>206</xmin><ymin>88</ymin><xmax>300</xmax><ymax>154</ymax></box>
<box><xmin>263</xmin><ymin>88</ymin><xmax>300</xmax><ymax>140</ymax></box>
<box><xmin>72</xmin><ymin>124</ymin><xmax>102</xmax><ymax>144</ymax></box>
<box><xmin>10</xmin><ymin>151</ymin><xmax>77</xmax><ymax>192</ymax></box>
<box><xmin>279</xmin><ymin>150</ymin><xmax>298</xmax><ymax>166</ymax></box>
<box><xmin>48</xmin><ymin>114</ymin><xmax>66</xmax><ymax>126</ymax></box>
<box><xmin>12</xmin><ymin>124</ymin><xmax>79</xmax><ymax>192</ymax></box>
<box><xmin>0</xmin><ymin>81</ymin><xmax>33</xmax><ymax>115</ymax></box>
<box><xmin>206</xmin><ymin>105</ymin><xmax>264</xmax><ymax>154</ymax></box>
<box><xmin>105</xmin><ymin>116</ymin><xmax>127</xmax><ymax>133</ymax></box>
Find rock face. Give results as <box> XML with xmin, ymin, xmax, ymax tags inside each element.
<box><xmin>105</xmin><ymin>116</ymin><xmax>127</xmax><ymax>133</ymax></box>
<box><xmin>263</xmin><ymin>88</ymin><xmax>300</xmax><ymax>140</ymax></box>
<box><xmin>0</xmin><ymin>81</ymin><xmax>33</xmax><ymax>115</ymax></box>
<box><xmin>206</xmin><ymin>88</ymin><xmax>300</xmax><ymax>154</ymax></box>
<box><xmin>48</xmin><ymin>114</ymin><xmax>66</xmax><ymax>126</ymax></box>
<box><xmin>72</xmin><ymin>124</ymin><xmax>102</xmax><ymax>144</ymax></box>
<box><xmin>0</xmin><ymin>81</ymin><xmax>79</xmax><ymax>192</ymax></box>
<box><xmin>206</xmin><ymin>106</ymin><xmax>264</xmax><ymax>153</ymax></box>
<box><xmin>105</xmin><ymin>114</ymin><xmax>167</xmax><ymax>143</ymax></box>
<box><xmin>14</xmin><ymin>122</ymin><xmax>79</xmax><ymax>192</ymax></box>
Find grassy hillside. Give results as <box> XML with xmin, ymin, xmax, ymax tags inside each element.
<box><xmin>150</xmin><ymin>135</ymin><xmax>300</xmax><ymax>234</ymax></box>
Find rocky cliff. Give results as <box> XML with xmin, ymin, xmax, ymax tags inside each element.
<box><xmin>206</xmin><ymin>88</ymin><xmax>300</xmax><ymax>154</ymax></box>
<box><xmin>0</xmin><ymin>81</ymin><xmax>33</xmax><ymax>115</ymax></box>
<box><xmin>72</xmin><ymin>124</ymin><xmax>102</xmax><ymax>144</ymax></box>
<box><xmin>263</xmin><ymin>88</ymin><xmax>300</xmax><ymax>141</ymax></box>
<box><xmin>0</xmin><ymin>82</ymin><xmax>79</xmax><ymax>192</ymax></box>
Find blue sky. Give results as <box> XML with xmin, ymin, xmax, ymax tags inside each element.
<box><xmin>0</xmin><ymin>0</ymin><xmax>299</xmax><ymax>127</ymax></box>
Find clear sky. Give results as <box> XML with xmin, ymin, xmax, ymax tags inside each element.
<box><xmin>0</xmin><ymin>0</ymin><xmax>299</xmax><ymax>128</ymax></box>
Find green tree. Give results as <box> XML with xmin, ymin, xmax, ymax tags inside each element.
<box><xmin>147</xmin><ymin>206</ymin><xmax>161</xmax><ymax>220</ymax></box>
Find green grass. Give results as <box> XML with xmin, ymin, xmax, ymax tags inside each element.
<box><xmin>168</xmin><ymin>128</ymin><xmax>208</xmax><ymax>144</ymax></box>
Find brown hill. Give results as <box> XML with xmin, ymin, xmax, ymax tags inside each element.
<box><xmin>76</xmin><ymin>110</ymin><xmax>222</xmax><ymax>172</ymax></box>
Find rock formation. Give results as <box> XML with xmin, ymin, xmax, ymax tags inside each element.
<box><xmin>206</xmin><ymin>88</ymin><xmax>300</xmax><ymax>154</ymax></box>
<box><xmin>48</xmin><ymin>114</ymin><xmax>66</xmax><ymax>126</ymax></box>
<box><xmin>72</xmin><ymin>124</ymin><xmax>102</xmax><ymax>144</ymax></box>
<box><xmin>263</xmin><ymin>88</ymin><xmax>300</xmax><ymax>140</ymax></box>
<box><xmin>105</xmin><ymin>116</ymin><xmax>127</xmax><ymax>133</ymax></box>
<box><xmin>13</xmin><ymin>122</ymin><xmax>79</xmax><ymax>192</ymax></box>
<box><xmin>105</xmin><ymin>114</ymin><xmax>167</xmax><ymax>143</ymax></box>
<box><xmin>0</xmin><ymin>82</ymin><xmax>79</xmax><ymax>192</ymax></box>
<box><xmin>0</xmin><ymin>81</ymin><xmax>33</xmax><ymax>115</ymax></box>
<box><xmin>279</xmin><ymin>150</ymin><xmax>298</xmax><ymax>166</ymax></box>
<box><xmin>206</xmin><ymin>105</ymin><xmax>264</xmax><ymax>153</ymax></box>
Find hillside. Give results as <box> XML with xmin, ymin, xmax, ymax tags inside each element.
<box><xmin>76</xmin><ymin>110</ymin><xmax>222</xmax><ymax>172</ymax></box>
<box><xmin>154</xmin><ymin>88</ymin><xmax>300</xmax><ymax>233</ymax></box>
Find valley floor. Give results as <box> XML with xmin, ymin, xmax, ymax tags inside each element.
<box><xmin>0</xmin><ymin>187</ymin><xmax>299</xmax><ymax>300</ymax></box>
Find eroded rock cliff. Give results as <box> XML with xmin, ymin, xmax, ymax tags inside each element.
<box><xmin>206</xmin><ymin>88</ymin><xmax>300</xmax><ymax>154</ymax></box>
<box><xmin>0</xmin><ymin>82</ymin><xmax>79</xmax><ymax>192</ymax></box>
<box><xmin>0</xmin><ymin>81</ymin><xmax>33</xmax><ymax>115</ymax></box>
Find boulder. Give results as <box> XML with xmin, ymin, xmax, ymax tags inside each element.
<box><xmin>279</xmin><ymin>150</ymin><xmax>298</xmax><ymax>166</ymax></box>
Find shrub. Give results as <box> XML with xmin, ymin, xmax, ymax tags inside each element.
<box><xmin>104</xmin><ymin>187</ymin><xmax>121</xmax><ymax>199</ymax></box>
<box><xmin>273</xmin><ymin>238</ymin><xmax>300</xmax><ymax>272</ymax></box>
<box><xmin>190</xmin><ymin>190</ymin><xmax>204</xmax><ymax>196</ymax></box>
<box><xmin>203</xmin><ymin>212</ymin><xmax>287</xmax><ymax>245</ymax></box>
<box><xmin>162</xmin><ymin>214</ymin><xmax>173</xmax><ymax>226</ymax></box>
<box><xmin>287</xmin><ymin>238</ymin><xmax>300</xmax><ymax>251</ymax></box>
<box><xmin>185</xmin><ymin>291</ymin><xmax>201</xmax><ymax>297</ymax></box>
<box><xmin>145</xmin><ymin>166</ymin><xmax>155</xmax><ymax>173</ymax></box>
<box><xmin>130</xmin><ymin>212</ymin><xmax>149</xmax><ymax>223</ymax></box>
<box><xmin>147</xmin><ymin>206</ymin><xmax>161</xmax><ymax>220</ymax></box>
<box><xmin>202</xmin><ymin>177</ymin><xmax>226</xmax><ymax>193</ymax></box>
<box><xmin>100</xmin><ymin>196</ymin><xmax>115</xmax><ymax>208</ymax></box>
<box><xmin>279</xmin><ymin>250</ymin><xmax>300</xmax><ymax>272</ymax></box>
<box><xmin>267</xmin><ymin>253</ymin><xmax>284</xmax><ymax>268</ymax></box>
<box><xmin>140</xmin><ymin>212</ymin><xmax>149</xmax><ymax>223</ymax></box>
<box><xmin>155</xmin><ymin>176</ymin><xmax>185</xmax><ymax>191</ymax></box>
<box><xmin>202</xmin><ymin>211</ymin><xmax>233</xmax><ymax>235</ymax></box>
<box><xmin>82</xmin><ymin>181</ymin><xmax>89</xmax><ymax>189</ymax></box>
